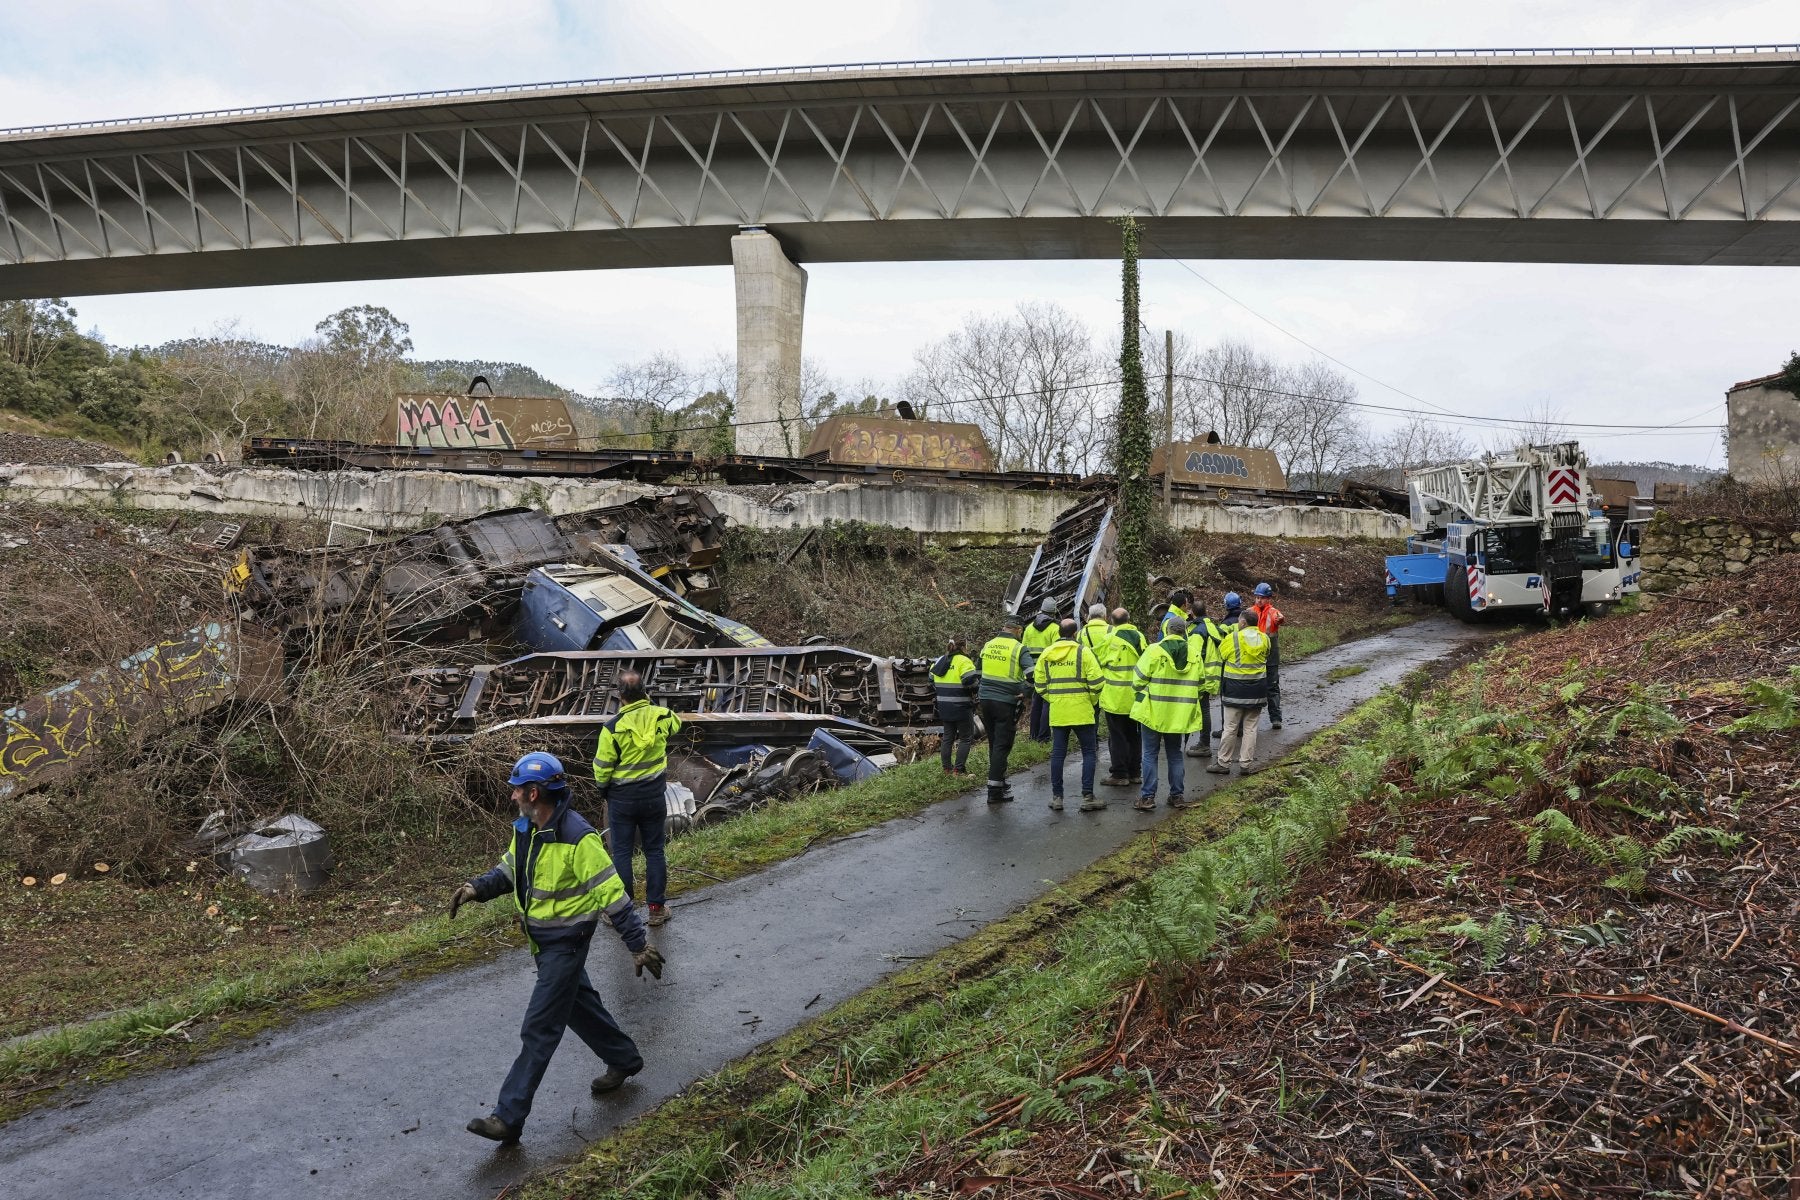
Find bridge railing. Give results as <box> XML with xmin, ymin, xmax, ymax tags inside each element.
<box><xmin>4</xmin><ymin>44</ymin><xmax>1798</xmax><ymax>139</ymax></box>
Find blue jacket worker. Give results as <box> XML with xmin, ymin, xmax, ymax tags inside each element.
<box><xmin>592</xmin><ymin>671</ymin><xmax>685</xmax><ymax>927</ymax></box>
<box><xmin>450</xmin><ymin>751</ymin><xmax>665</xmax><ymax>1144</ymax></box>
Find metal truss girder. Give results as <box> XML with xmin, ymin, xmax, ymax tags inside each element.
<box><xmin>4</xmin><ymin>71</ymin><xmax>1800</xmax><ymax>291</ymax></box>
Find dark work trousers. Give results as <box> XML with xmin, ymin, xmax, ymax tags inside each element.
<box><xmin>607</xmin><ymin>786</ymin><xmax>667</xmax><ymax>908</ymax></box>
<box><xmin>940</xmin><ymin>712</ymin><xmax>975</xmax><ymax>771</ymax></box>
<box><xmin>980</xmin><ymin>699</ymin><xmax>1018</xmax><ymax>786</ymax></box>
<box><xmin>1265</xmin><ymin>634</ymin><xmax>1283</xmax><ymax>725</ymax></box>
<box><xmin>1050</xmin><ymin>722</ymin><xmax>1098</xmax><ymax>799</ymax></box>
<box><xmin>1104</xmin><ymin>711</ymin><xmax>1141</xmax><ymax>779</ymax></box>
<box><xmin>494</xmin><ymin>934</ymin><xmax>642</xmax><ymax>1130</ymax></box>
<box><xmin>1186</xmin><ymin>693</ymin><xmax>1215</xmax><ymax>754</ymax></box>
<box><xmin>1028</xmin><ymin>692</ymin><xmax>1051</xmax><ymax>742</ymax></box>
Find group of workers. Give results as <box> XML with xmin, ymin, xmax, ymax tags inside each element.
<box><xmin>447</xmin><ymin>588</ymin><xmax>1288</xmax><ymax>1146</ymax></box>
<box><xmin>938</xmin><ymin>583</ymin><xmax>1287</xmax><ymax>812</ymax></box>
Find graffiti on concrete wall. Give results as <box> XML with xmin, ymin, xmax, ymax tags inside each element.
<box><xmin>806</xmin><ymin>416</ymin><xmax>996</xmax><ymax>470</ymax></box>
<box><xmin>0</xmin><ymin>622</ymin><xmax>282</xmax><ymax>801</ymax></box>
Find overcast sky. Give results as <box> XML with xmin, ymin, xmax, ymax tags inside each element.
<box><xmin>6</xmin><ymin>1</ymin><xmax>1797</xmax><ymax>467</ymax></box>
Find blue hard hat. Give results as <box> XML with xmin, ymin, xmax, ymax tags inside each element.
<box><xmin>1223</xmin><ymin>591</ymin><xmax>1241</xmax><ymax>609</ymax></box>
<box><xmin>509</xmin><ymin>751</ymin><xmax>567</xmax><ymax>789</ymax></box>
<box><xmin>1253</xmin><ymin>582</ymin><xmax>1273</xmax><ymax>597</ymax></box>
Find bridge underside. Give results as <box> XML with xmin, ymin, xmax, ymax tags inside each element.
<box><xmin>1</xmin><ymin>212</ymin><xmax>1797</xmax><ymax>297</ymax></box>
<box><xmin>4</xmin><ymin>55</ymin><xmax>1800</xmax><ymax>299</ymax></box>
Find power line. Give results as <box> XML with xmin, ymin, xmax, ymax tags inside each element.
<box><xmin>1141</xmin><ymin>234</ymin><xmax>1473</xmax><ymax>420</ymax></box>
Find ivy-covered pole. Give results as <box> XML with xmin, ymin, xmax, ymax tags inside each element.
<box><xmin>1115</xmin><ymin>215</ymin><xmax>1153</xmax><ymax>617</ymax></box>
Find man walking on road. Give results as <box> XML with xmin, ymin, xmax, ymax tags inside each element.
<box><xmin>1098</xmin><ymin>606</ymin><xmax>1145</xmax><ymax>789</ymax></box>
<box><xmin>592</xmin><ymin>672</ymin><xmax>683</xmax><ymax>927</ymax></box>
<box><xmin>1251</xmin><ymin>582</ymin><xmax>1286</xmax><ymax>730</ymax></box>
<box><xmin>1207</xmin><ymin>609</ymin><xmax>1272</xmax><ymax>776</ymax></box>
<box><xmin>1033</xmin><ymin>617</ymin><xmax>1104</xmax><ymax>811</ymax></box>
<box><xmin>977</xmin><ymin>614</ymin><xmax>1030</xmax><ymax>805</ymax></box>
<box><xmin>450</xmin><ymin>752</ymin><xmax>665</xmax><ymax>1144</ymax></box>
<box><xmin>932</xmin><ymin>637</ymin><xmax>978</xmax><ymax>777</ymax></box>
<box><xmin>1132</xmin><ymin>617</ymin><xmax>1202</xmax><ymax>810</ymax></box>
<box><xmin>1022</xmin><ymin>599</ymin><xmax>1060</xmax><ymax>742</ymax></box>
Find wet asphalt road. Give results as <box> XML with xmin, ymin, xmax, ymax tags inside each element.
<box><xmin>0</xmin><ymin>616</ymin><xmax>1487</xmax><ymax>1200</ymax></box>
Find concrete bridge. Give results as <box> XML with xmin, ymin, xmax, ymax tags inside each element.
<box><xmin>3</xmin><ymin>47</ymin><xmax>1798</xmax><ymax>451</ymax></box>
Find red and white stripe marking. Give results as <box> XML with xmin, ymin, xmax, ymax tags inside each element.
<box><xmin>1545</xmin><ymin>467</ymin><xmax>1582</xmax><ymax>506</ymax></box>
<box><xmin>1466</xmin><ymin>563</ymin><xmax>1486</xmax><ymax>609</ymax></box>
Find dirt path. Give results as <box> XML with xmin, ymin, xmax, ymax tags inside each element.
<box><xmin>0</xmin><ymin>618</ymin><xmax>1492</xmax><ymax>1200</ymax></box>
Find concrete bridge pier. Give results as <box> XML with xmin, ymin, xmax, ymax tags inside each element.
<box><xmin>731</xmin><ymin>227</ymin><xmax>808</xmax><ymax>457</ymax></box>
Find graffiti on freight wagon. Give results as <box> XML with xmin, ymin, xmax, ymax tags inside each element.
<box><xmin>394</xmin><ymin>397</ymin><xmax>516</xmax><ymax>450</ymax></box>
<box><xmin>805</xmin><ymin>416</ymin><xmax>996</xmax><ymax>471</ymax></box>
<box><xmin>0</xmin><ymin>622</ymin><xmax>282</xmax><ymax>800</ymax></box>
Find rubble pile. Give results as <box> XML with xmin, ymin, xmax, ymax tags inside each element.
<box><xmin>0</xmin><ymin>431</ymin><xmax>127</xmax><ymax>466</ymax></box>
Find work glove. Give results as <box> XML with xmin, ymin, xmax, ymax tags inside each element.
<box><xmin>633</xmin><ymin>944</ymin><xmax>665</xmax><ymax>980</ymax></box>
<box><xmin>448</xmin><ymin>883</ymin><xmax>476</xmax><ymax>919</ymax></box>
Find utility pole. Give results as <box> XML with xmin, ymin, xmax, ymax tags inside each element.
<box><xmin>1162</xmin><ymin>328</ymin><xmax>1174</xmax><ymax>513</ymax></box>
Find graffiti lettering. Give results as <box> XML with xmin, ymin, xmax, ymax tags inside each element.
<box><xmin>1183</xmin><ymin>451</ymin><xmax>1250</xmax><ymax>479</ymax></box>
<box><xmin>395</xmin><ymin>398</ymin><xmax>516</xmax><ymax>450</ymax></box>
<box><xmin>832</xmin><ymin>423</ymin><xmax>990</xmax><ymax>470</ymax></box>
<box><xmin>0</xmin><ymin>622</ymin><xmax>278</xmax><ymax>801</ymax></box>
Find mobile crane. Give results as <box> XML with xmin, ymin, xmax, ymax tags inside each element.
<box><xmin>1384</xmin><ymin>442</ymin><xmax>1643</xmax><ymax>621</ymax></box>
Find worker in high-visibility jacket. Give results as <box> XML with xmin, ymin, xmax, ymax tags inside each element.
<box><xmin>1206</xmin><ymin>608</ymin><xmax>1272</xmax><ymax>776</ymax></box>
<box><xmin>1131</xmin><ymin>616</ymin><xmax>1203</xmax><ymax>810</ymax></box>
<box><xmin>1032</xmin><ymin>618</ymin><xmax>1104</xmax><ymax>811</ymax></box>
<box><xmin>1183</xmin><ymin>601</ymin><xmax>1230</xmax><ymax>760</ymax></box>
<box><xmin>931</xmin><ymin>636</ymin><xmax>978</xmax><ymax>777</ymax></box>
<box><xmin>976</xmin><ymin>613</ymin><xmax>1031</xmax><ymax>805</ymax></box>
<box><xmin>1079</xmin><ymin>604</ymin><xmax>1112</xmax><ymax>656</ymax></box>
<box><xmin>1250</xmin><ymin>582</ymin><xmax>1286</xmax><ymax>730</ymax></box>
<box><xmin>450</xmin><ymin>751</ymin><xmax>664</xmax><ymax>1144</ymax></box>
<box><xmin>592</xmin><ymin>672</ymin><xmax>684</xmax><ymax>927</ymax></box>
<box><xmin>1097</xmin><ymin>606</ymin><xmax>1145</xmax><ymax>788</ymax></box>
<box><xmin>1160</xmin><ymin>588</ymin><xmax>1193</xmax><ymax>639</ymax></box>
<box><xmin>1021</xmin><ymin>599</ymin><xmax>1060</xmax><ymax>742</ymax></box>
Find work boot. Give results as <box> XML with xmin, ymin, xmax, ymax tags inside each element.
<box><xmin>647</xmin><ymin>904</ymin><xmax>670</xmax><ymax>927</ymax></box>
<box><xmin>1099</xmin><ymin>775</ymin><xmax>1131</xmax><ymax>788</ymax></box>
<box><xmin>466</xmin><ymin>1115</ymin><xmax>520</xmax><ymax>1143</ymax></box>
<box><xmin>1079</xmin><ymin>794</ymin><xmax>1105</xmax><ymax>812</ymax></box>
<box><xmin>1049</xmin><ymin>795</ymin><xmax>1064</xmax><ymax>811</ymax></box>
<box><xmin>1237</xmin><ymin>763</ymin><xmax>1260</xmax><ymax>776</ymax></box>
<box><xmin>1168</xmin><ymin>793</ymin><xmax>1192</xmax><ymax>809</ymax></box>
<box><xmin>1204</xmin><ymin>762</ymin><xmax>1231</xmax><ymax>775</ymax></box>
<box><xmin>1270</xmin><ymin>722</ymin><xmax>1283</xmax><ymax>731</ymax></box>
<box><xmin>1132</xmin><ymin>797</ymin><xmax>1156</xmax><ymax>813</ymax></box>
<box><xmin>591</xmin><ymin>1063</ymin><xmax>642</xmax><ymax>1095</ymax></box>
<box><xmin>987</xmin><ymin>784</ymin><xmax>1011</xmax><ymax>805</ymax></box>
<box><xmin>1184</xmin><ymin>744</ymin><xmax>1210</xmax><ymax>758</ymax></box>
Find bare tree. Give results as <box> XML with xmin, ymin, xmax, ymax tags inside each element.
<box><xmin>1279</xmin><ymin>360</ymin><xmax>1366</xmax><ymax>489</ymax></box>
<box><xmin>1365</xmin><ymin>414</ymin><xmax>1476</xmax><ymax>486</ymax></box>
<box><xmin>903</xmin><ymin>302</ymin><xmax>1107</xmax><ymax>472</ymax></box>
<box><xmin>1491</xmin><ymin>398</ymin><xmax>1571</xmax><ymax>453</ymax></box>
<box><xmin>154</xmin><ymin>322</ymin><xmax>288</xmax><ymax>458</ymax></box>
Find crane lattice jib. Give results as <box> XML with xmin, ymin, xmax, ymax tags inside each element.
<box><xmin>1408</xmin><ymin>442</ymin><xmax>1590</xmax><ymax>530</ymax></box>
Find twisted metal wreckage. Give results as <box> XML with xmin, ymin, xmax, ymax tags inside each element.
<box><xmin>1</xmin><ymin>490</ymin><xmax>1118</xmax><ymax>825</ymax></box>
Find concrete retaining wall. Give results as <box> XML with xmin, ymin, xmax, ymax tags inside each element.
<box><xmin>0</xmin><ymin>460</ymin><xmax>1409</xmax><ymax>542</ymax></box>
<box><xmin>1639</xmin><ymin>512</ymin><xmax>1800</xmax><ymax>592</ymax></box>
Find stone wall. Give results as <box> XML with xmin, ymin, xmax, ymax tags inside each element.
<box><xmin>1639</xmin><ymin>512</ymin><xmax>1800</xmax><ymax>592</ymax></box>
<box><xmin>0</xmin><ymin>460</ymin><xmax>1410</xmax><ymax>543</ymax></box>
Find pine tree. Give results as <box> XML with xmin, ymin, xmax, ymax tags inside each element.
<box><xmin>1115</xmin><ymin>217</ymin><xmax>1154</xmax><ymax>616</ymax></box>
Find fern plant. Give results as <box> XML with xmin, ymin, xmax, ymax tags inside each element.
<box><xmin>1720</xmin><ymin>667</ymin><xmax>1800</xmax><ymax>737</ymax></box>
<box><xmin>1441</xmin><ymin>908</ymin><xmax>1514</xmax><ymax>969</ymax></box>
